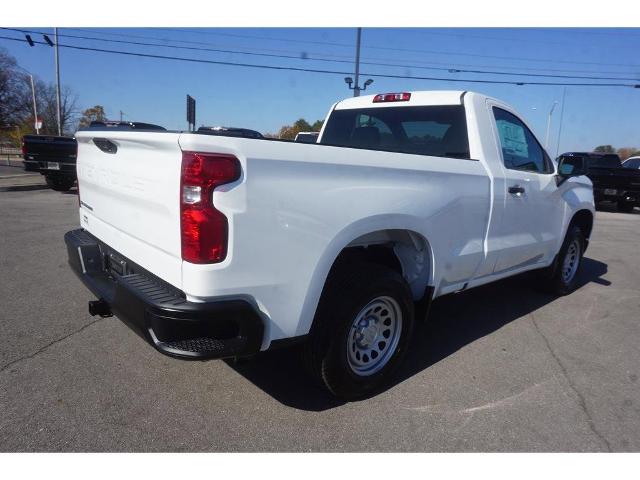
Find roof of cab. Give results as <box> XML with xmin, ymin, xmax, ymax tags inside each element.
<box><xmin>334</xmin><ymin>90</ymin><xmax>469</xmax><ymax>110</ymax></box>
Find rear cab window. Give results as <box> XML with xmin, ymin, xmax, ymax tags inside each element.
<box><xmin>320</xmin><ymin>105</ymin><xmax>470</xmax><ymax>159</ymax></box>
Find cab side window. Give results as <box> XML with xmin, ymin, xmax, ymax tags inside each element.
<box><xmin>493</xmin><ymin>107</ymin><xmax>552</xmax><ymax>174</ymax></box>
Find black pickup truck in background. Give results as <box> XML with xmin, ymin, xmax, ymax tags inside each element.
<box><xmin>22</xmin><ymin>135</ymin><xmax>78</xmax><ymax>191</ymax></box>
<box><xmin>558</xmin><ymin>152</ymin><xmax>640</xmax><ymax>213</ymax></box>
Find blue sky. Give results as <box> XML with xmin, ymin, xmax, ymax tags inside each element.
<box><xmin>1</xmin><ymin>27</ymin><xmax>639</xmax><ymax>154</ymax></box>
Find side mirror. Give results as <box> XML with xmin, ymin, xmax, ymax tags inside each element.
<box><xmin>556</xmin><ymin>156</ymin><xmax>587</xmax><ymax>186</ymax></box>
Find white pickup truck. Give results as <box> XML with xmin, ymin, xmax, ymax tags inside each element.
<box><xmin>65</xmin><ymin>90</ymin><xmax>594</xmax><ymax>399</ymax></box>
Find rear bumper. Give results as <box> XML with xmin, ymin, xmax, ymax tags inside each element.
<box><xmin>37</xmin><ymin>160</ymin><xmax>77</xmax><ymax>176</ymax></box>
<box><xmin>64</xmin><ymin>228</ymin><xmax>264</xmax><ymax>360</ymax></box>
<box><xmin>23</xmin><ymin>159</ymin><xmax>40</xmax><ymax>172</ymax></box>
<box><xmin>594</xmin><ymin>187</ymin><xmax>640</xmax><ymax>205</ymax></box>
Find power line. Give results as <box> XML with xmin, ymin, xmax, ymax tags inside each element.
<box><xmin>534</xmin><ymin>27</ymin><xmax>640</xmax><ymax>40</ymax></box>
<box><xmin>65</xmin><ymin>27</ymin><xmax>359</xmax><ymax>60</ymax></box>
<box><xmin>383</xmin><ymin>27</ymin><xmax>640</xmax><ymax>49</ymax></box>
<box><xmin>161</xmin><ymin>27</ymin><xmax>640</xmax><ymax>69</ymax></box>
<box><xmin>1</xmin><ymin>34</ymin><xmax>638</xmax><ymax>88</ymax></box>
<box><xmin>5</xmin><ymin>28</ymin><xmax>640</xmax><ymax>82</ymax></box>
<box><xmin>62</xmin><ymin>27</ymin><xmax>640</xmax><ymax>77</ymax></box>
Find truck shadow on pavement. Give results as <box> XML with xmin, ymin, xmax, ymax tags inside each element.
<box><xmin>227</xmin><ymin>257</ymin><xmax>610</xmax><ymax>411</ymax></box>
<box><xmin>0</xmin><ymin>184</ymin><xmax>49</xmax><ymax>193</ymax></box>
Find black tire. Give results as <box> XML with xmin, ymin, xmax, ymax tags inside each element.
<box><xmin>45</xmin><ymin>175</ymin><xmax>74</xmax><ymax>192</ymax></box>
<box><xmin>536</xmin><ymin>225</ymin><xmax>585</xmax><ymax>296</ymax></box>
<box><xmin>617</xmin><ymin>201</ymin><xmax>635</xmax><ymax>214</ymax></box>
<box><xmin>303</xmin><ymin>261</ymin><xmax>415</xmax><ymax>400</ymax></box>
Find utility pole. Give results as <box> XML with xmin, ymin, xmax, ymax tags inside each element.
<box><xmin>354</xmin><ymin>28</ymin><xmax>362</xmax><ymax>97</ymax></box>
<box><xmin>544</xmin><ymin>100</ymin><xmax>559</xmax><ymax>150</ymax></box>
<box><xmin>555</xmin><ymin>87</ymin><xmax>567</xmax><ymax>158</ymax></box>
<box><xmin>54</xmin><ymin>28</ymin><xmax>62</xmax><ymax>136</ymax></box>
<box><xmin>120</xmin><ymin>110</ymin><xmax>124</xmax><ymax>122</ymax></box>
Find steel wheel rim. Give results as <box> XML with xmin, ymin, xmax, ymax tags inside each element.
<box><xmin>561</xmin><ymin>239</ymin><xmax>580</xmax><ymax>284</ymax></box>
<box><xmin>346</xmin><ymin>296</ymin><xmax>403</xmax><ymax>376</ymax></box>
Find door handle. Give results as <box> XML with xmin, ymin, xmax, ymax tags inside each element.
<box><xmin>508</xmin><ymin>185</ymin><xmax>525</xmax><ymax>195</ymax></box>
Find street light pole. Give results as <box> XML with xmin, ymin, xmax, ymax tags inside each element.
<box><xmin>353</xmin><ymin>28</ymin><xmax>362</xmax><ymax>97</ymax></box>
<box><xmin>15</xmin><ymin>65</ymin><xmax>40</xmax><ymax>135</ymax></box>
<box><xmin>344</xmin><ymin>28</ymin><xmax>373</xmax><ymax>96</ymax></box>
<box><xmin>545</xmin><ymin>100</ymin><xmax>559</xmax><ymax>150</ymax></box>
<box><xmin>54</xmin><ymin>27</ymin><xmax>62</xmax><ymax>136</ymax></box>
<box><xmin>29</xmin><ymin>74</ymin><xmax>39</xmax><ymax>135</ymax></box>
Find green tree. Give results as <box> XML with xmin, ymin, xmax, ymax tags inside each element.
<box><xmin>293</xmin><ymin>118</ymin><xmax>312</xmax><ymax>131</ymax></box>
<box><xmin>276</xmin><ymin>118</ymin><xmax>324</xmax><ymax>140</ymax></box>
<box><xmin>6</xmin><ymin>122</ymin><xmax>32</xmax><ymax>146</ymax></box>
<box><xmin>594</xmin><ymin>145</ymin><xmax>615</xmax><ymax>154</ymax></box>
<box><xmin>78</xmin><ymin>105</ymin><xmax>107</xmax><ymax>128</ymax></box>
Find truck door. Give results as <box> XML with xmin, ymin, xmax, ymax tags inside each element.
<box><xmin>489</xmin><ymin>106</ymin><xmax>562</xmax><ymax>274</ymax></box>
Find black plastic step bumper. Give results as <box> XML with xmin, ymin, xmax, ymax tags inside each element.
<box><xmin>64</xmin><ymin>229</ymin><xmax>264</xmax><ymax>360</ymax></box>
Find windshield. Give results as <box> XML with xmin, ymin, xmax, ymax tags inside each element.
<box><xmin>623</xmin><ymin>158</ymin><xmax>640</xmax><ymax>169</ymax></box>
<box><xmin>320</xmin><ymin>105</ymin><xmax>470</xmax><ymax>159</ymax></box>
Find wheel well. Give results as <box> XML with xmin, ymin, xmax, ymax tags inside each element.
<box><xmin>330</xmin><ymin>229</ymin><xmax>431</xmax><ymax>300</ymax></box>
<box><xmin>571</xmin><ymin>209</ymin><xmax>594</xmax><ymax>239</ymax></box>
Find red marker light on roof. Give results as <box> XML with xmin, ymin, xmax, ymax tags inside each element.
<box><xmin>373</xmin><ymin>92</ymin><xmax>411</xmax><ymax>103</ymax></box>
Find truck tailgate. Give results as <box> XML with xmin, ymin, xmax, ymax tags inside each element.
<box><xmin>75</xmin><ymin>131</ymin><xmax>184</xmax><ymax>288</ymax></box>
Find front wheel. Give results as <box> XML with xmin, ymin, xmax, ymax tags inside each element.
<box><xmin>303</xmin><ymin>261</ymin><xmax>415</xmax><ymax>400</ymax></box>
<box><xmin>536</xmin><ymin>225</ymin><xmax>585</xmax><ymax>295</ymax></box>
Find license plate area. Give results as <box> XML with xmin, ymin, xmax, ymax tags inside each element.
<box><xmin>47</xmin><ymin>162</ymin><xmax>60</xmax><ymax>170</ymax></box>
<box><xmin>106</xmin><ymin>251</ymin><xmax>128</xmax><ymax>277</ymax></box>
<box><xmin>604</xmin><ymin>188</ymin><xmax>618</xmax><ymax>195</ymax></box>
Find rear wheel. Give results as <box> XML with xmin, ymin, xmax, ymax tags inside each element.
<box><xmin>536</xmin><ymin>224</ymin><xmax>585</xmax><ymax>295</ymax></box>
<box><xmin>617</xmin><ymin>201</ymin><xmax>635</xmax><ymax>213</ymax></box>
<box><xmin>303</xmin><ymin>261</ymin><xmax>415</xmax><ymax>399</ymax></box>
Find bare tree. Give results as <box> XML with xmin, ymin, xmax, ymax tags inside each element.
<box><xmin>35</xmin><ymin>80</ymin><xmax>78</xmax><ymax>135</ymax></box>
<box><xmin>0</xmin><ymin>47</ymin><xmax>31</xmax><ymax>127</ymax></box>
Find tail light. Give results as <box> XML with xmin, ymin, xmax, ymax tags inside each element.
<box><xmin>373</xmin><ymin>92</ymin><xmax>411</xmax><ymax>103</ymax></box>
<box><xmin>21</xmin><ymin>137</ymin><xmax>26</xmax><ymax>156</ymax></box>
<box><xmin>180</xmin><ymin>151</ymin><xmax>241</xmax><ymax>264</ymax></box>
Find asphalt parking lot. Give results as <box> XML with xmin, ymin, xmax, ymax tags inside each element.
<box><xmin>0</xmin><ymin>179</ymin><xmax>639</xmax><ymax>452</ymax></box>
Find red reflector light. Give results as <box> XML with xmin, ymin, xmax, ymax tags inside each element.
<box><xmin>373</xmin><ymin>92</ymin><xmax>411</xmax><ymax>103</ymax></box>
<box><xmin>180</xmin><ymin>151</ymin><xmax>241</xmax><ymax>264</ymax></box>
